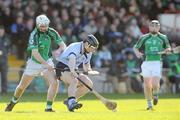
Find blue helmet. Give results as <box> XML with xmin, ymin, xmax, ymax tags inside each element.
<box><xmin>85</xmin><ymin>34</ymin><xmax>99</xmax><ymax>48</ymax></box>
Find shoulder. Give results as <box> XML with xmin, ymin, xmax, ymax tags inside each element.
<box><xmin>69</xmin><ymin>42</ymin><xmax>82</xmax><ymax>52</ymax></box>
<box><xmin>29</xmin><ymin>28</ymin><xmax>38</xmax><ymax>41</ymax></box>
<box><xmin>62</xmin><ymin>42</ymin><xmax>81</xmax><ymax>56</ymax></box>
<box><xmin>68</xmin><ymin>42</ymin><xmax>81</xmax><ymax>49</ymax></box>
<box><xmin>139</xmin><ymin>33</ymin><xmax>151</xmax><ymax>40</ymax></box>
<box><xmin>30</xmin><ymin>28</ymin><xmax>38</xmax><ymax>35</ymax></box>
<box><xmin>48</xmin><ymin>27</ymin><xmax>59</xmax><ymax>35</ymax></box>
<box><xmin>158</xmin><ymin>32</ymin><xmax>167</xmax><ymax>39</ymax></box>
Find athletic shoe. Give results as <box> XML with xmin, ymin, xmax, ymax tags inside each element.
<box><xmin>63</xmin><ymin>99</ymin><xmax>82</xmax><ymax>112</ymax></box>
<box><xmin>45</xmin><ymin>108</ymin><xmax>55</xmax><ymax>112</ymax></box>
<box><xmin>5</xmin><ymin>101</ymin><xmax>16</xmax><ymax>112</ymax></box>
<box><xmin>146</xmin><ymin>106</ymin><xmax>153</xmax><ymax>110</ymax></box>
<box><xmin>153</xmin><ymin>96</ymin><xmax>158</xmax><ymax>105</ymax></box>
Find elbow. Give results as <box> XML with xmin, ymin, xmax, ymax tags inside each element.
<box><xmin>59</xmin><ymin>42</ymin><xmax>66</xmax><ymax>50</ymax></box>
<box><xmin>133</xmin><ymin>46</ymin><xmax>136</xmax><ymax>52</ymax></box>
<box><xmin>31</xmin><ymin>50</ymin><xmax>38</xmax><ymax>58</ymax></box>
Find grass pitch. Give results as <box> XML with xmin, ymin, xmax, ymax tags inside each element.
<box><xmin>0</xmin><ymin>93</ymin><xmax>179</xmax><ymax>120</ymax></box>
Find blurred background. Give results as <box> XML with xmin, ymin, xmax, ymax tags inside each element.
<box><xmin>0</xmin><ymin>0</ymin><xmax>180</xmax><ymax>94</ymax></box>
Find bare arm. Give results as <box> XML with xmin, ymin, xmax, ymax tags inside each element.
<box><xmin>83</xmin><ymin>63</ymin><xmax>92</xmax><ymax>72</ymax></box>
<box><xmin>83</xmin><ymin>63</ymin><xmax>99</xmax><ymax>75</ymax></box>
<box><xmin>52</xmin><ymin>42</ymin><xmax>66</xmax><ymax>59</ymax></box>
<box><xmin>32</xmin><ymin>49</ymin><xmax>53</xmax><ymax>70</ymax></box>
<box><xmin>57</xmin><ymin>42</ymin><xmax>66</xmax><ymax>53</ymax></box>
<box><xmin>68</xmin><ymin>54</ymin><xmax>78</xmax><ymax>77</ymax></box>
<box><xmin>133</xmin><ymin>47</ymin><xmax>143</xmax><ymax>59</ymax></box>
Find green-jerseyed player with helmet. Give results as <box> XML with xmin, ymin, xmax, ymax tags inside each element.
<box><xmin>134</xmin><ymin>20</ymin><xmax>171</xmax><ymax>110</ymax></box>
<box><xmin>5</xmin><ymin>14</ymin><xmax>66</xmax><ymax>112</ymax></box>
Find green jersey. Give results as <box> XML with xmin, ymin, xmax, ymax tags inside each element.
<box><xmin>134</xmin><ymin>33</ymin><xmax>170</xmax><ymax>61</ymax></box>
<box><xmin>27</xmin><ymin>27</ymin><xmax>63</xmax><ymax>63</ymax></box>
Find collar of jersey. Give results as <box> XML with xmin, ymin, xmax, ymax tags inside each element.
<box><xmin>36</xmin><ymin>27</ymin><xmax>49</xmax><ymax>34</ymax></box>
<box><xmin>150</xmin><ymin>32</ymin><xmax>160</xmax><ymax>37</ymax></box>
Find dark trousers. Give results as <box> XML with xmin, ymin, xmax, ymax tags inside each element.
<box><xmin>0</xmin><ymin>58</ymin><xmax>8</xmax><ymax>93</ymax></box>
<box><xmin>169</xmin><ymin>75</ymin><xmax>180</xmax><ymax>93</ymax></box>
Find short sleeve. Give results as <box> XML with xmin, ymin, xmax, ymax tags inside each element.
<box><xmin>49</xmin><ymin>28</ymin><xmax>64</xmax><ymax>45</ymax></box>
<box><xmin>27</xmin><ymin>29</ymin><xmax>38</xmax><ymax>50</ymax></box>
<box><xmin>134</xmin><ymin>36</ymin><xmax>145</xmax><ymax>49</ymax></box>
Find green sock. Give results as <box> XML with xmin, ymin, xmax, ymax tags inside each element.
<box><xmin>11</xmin><ymin>96</ymin><xmax>18</xmax><ymax>103</ymax></box>
<box><xmin>46</xmin><ymin>101</ymin><xmax>53</xmax><ymax>109</ymax></box>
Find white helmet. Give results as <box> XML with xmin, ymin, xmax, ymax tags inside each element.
<box><xmin>36</xmin><ymin>14</ymin><xmax>50</xmax><ymax>27</ymax></box>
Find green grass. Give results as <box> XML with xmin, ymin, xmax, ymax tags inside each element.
<box><xmin>0</xmin><ymin>93</ymin><xmax>180</xmax><ymax>120</ymax></box>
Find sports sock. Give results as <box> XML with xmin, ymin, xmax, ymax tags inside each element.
<box><xmin>11</xmin><ymin>96</ymin><xmax>18</xmax><ymax>103</ymax></box>
<box><xmin>46</xmin><ymin>101</ymin><xmax>53</xmax><ymax>109</ymax></box>
<box><xmin>147</xmin><ymin>100</ymin><xmax>152</xmax><ymax>108</ymax></box>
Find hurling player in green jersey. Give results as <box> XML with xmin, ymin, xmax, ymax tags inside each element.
<box><xmin>134</xmin><ymin>20</ymin><xmax>171</xmax><ymax>110</ymax></box>
<box><xmin>5</xmin><ymin>14</ymin><xmax>66</xmax><ymax>112</ymax></box>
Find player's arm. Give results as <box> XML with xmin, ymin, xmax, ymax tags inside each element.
<box><xmin>68</xmin><ymin>53</ymin><xmax>78</xmax><ymax>78</ymax></box>
<box><xmin>83</xmin><ymin>62</ymin><xmax>99</xmax><ymax>75</ymax></box>
<box><xmin>133</xmin><ymin>36</ymin><xmax>144</xmax><ymax>58</ymax></box>
<box><xmin>28</xmin><ymin>30</ymin><xmax>53</xmax><ymax>70</ymax></box>
<box><xmin>83</xmin><ymin>62</ymin><xmax>92</xmax><ymax>72</ymax></box>
<box><xmin>57</xmin><ymin>42</ymin><xmax>66</xmax><ymax>53</ymax></box>
<box><xmin>51</xmin><ymin>28</ymin><xmax>67</xmax><ymax>58</ymax></box>
<box><xmin>163</xmin><ymin>35</ymin><xmax>171</xmax><ymax>53</ymax></box>
<box><xmin>31</xmin><ymin>49</ymin><xmax>53</xmax><ymax>70</ymax></box>
<box><xmin>83</xmin><ymin>54</ymin><xmax>99</xmax><ymax>75</ymax></box>
<box><xmin>83</xmin><ymin>53</ymin><xmax>92</xmax><ymax>72</ymax></box>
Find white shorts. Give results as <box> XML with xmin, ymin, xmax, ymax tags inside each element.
<box><xmin>24</xmin><ymin>58</ymin><xmax>54</xmax><ymax>76</ymax></box>
<box><xmin>141</xmin><ymin>61</ymin><xmax>162</xmax><ymax>78</ymax></box>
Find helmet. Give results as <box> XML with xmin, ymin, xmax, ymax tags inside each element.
<box><xmin>36</xmin><ymin>14</ymin><xmax>50</xmax><ymax>27</ymax></box>
<box><xmin>85</xmin><ymin>34</ymin><xmax>99</xmax><ymax>48</ymax></box>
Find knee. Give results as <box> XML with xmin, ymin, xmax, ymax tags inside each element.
<box><xmin>85</xmin><ymin>79</ymin><xmax>93</xmax><ymax>88</ymax></box>
<box><xmin>89</xmin><ymin>81</ymin><xmax>93</xmax><ymax>88</ymax></box>
<box><xmin>152</xmin><ymin>83</ymin><xmax>159</xmax><ymax>88</ymax></box>
<box><xmin>70</xmin><ymin>78</ymin><xmax>78</xmax><ymax>85</ymax></box>
<box><xmin>144</xmin><ymin>81</ymin><xmax>151</xmax><ymax>89</ymax></box>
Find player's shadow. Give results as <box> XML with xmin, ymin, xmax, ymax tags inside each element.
<box><xmin>136</xmin><ymin>108</ymin><xmax>156</xmax><ymax>112</ymax></box>
<box><xmin>14</xmin><ymin>111</ymin><xmax>38</xmax><ymax>113</ymax></box>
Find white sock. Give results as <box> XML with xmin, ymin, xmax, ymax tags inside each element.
<box><xmin>147</xmin><ymin>100</ymin><xmax>152</xmax><ymax>107</ymax></box>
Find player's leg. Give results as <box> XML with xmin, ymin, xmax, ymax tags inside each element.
<box><xmin>151</xmin><ymin>61</ymin><xmax>162</xmax><ymax>105</ymax></box>
<box><xmin>5</xmin><ymin>74</ymin><xmax>34</xmax><ymax>111</ymax></box>
<box><xmin>75</xmin><ymin>74</ymin><xmax>93</xmax><ymax>99</ymax></box>
<box><xmin>43</xmin><ymin>70</ymin><xmax>59</xmax><ymax>112</ymax></box>
<box><xmin>144</xmin><ymin>77</ymin><xmax>153</xmax><ymax>110</ymax></box>
<box><xmin>152</xmin><ymin>77</ymin><xmax>160</xmax><ymax>105</ymax></box>
<box><xmin>60</xmin><ymin>71</ymin><xmax>82</xmax><ymax>112</ymax></box>
<box><xmin>141</xmin><ymin>61</ymin><xmax>153</xmax><ymax>110</ymax></box>
<box><xmin>5</xmin><ymin>59</ymin><xmax>42</xmax><ymax>111</ymax></box>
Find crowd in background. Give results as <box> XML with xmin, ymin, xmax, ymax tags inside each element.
<box><xmin>0</xmin><ymin>0</ymin><xmax>180</xmax><ymax>93</ymax></box>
